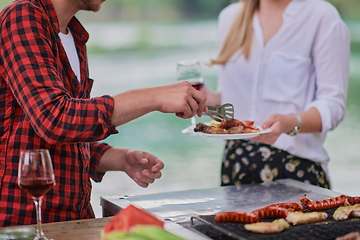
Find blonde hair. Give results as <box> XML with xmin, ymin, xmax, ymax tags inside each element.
<box><xmin>209</xmin><ymin>0</ymin><xmax>259</xmax><ymax>65</ymax></box>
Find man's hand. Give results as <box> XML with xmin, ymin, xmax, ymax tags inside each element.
<box><xmin>156</xmin><ymin>81</ymin><xmax>207</xmax><ymax>119</ymax></box>
<box><xmin>123</xmin><ymin>150</ymin><xmax>164</xmax><ymax>188</ymax></box>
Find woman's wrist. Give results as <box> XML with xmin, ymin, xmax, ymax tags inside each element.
<box><xmin>202</xmin><ymin>86</ymin><xmax>221</xmax><ymax>105</ymax></box>
<box><xmin>286</xmin><ymin>113</ymin><xmax>302</xmax><ymax>136</ymax></box>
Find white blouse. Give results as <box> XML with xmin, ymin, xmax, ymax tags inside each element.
<box><xmin>217</xmin><ymin>0</ymin><xmax>350</xmax><ymax>172</ymax></box>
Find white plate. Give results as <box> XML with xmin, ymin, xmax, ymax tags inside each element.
<box><xmin>182</xmin><ymin>122</ymin><xmax>272</xmax><ymax>140</ymax></box>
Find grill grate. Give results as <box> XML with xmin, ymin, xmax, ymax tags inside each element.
<box><xmin>190</xmin><ymin>208</ymin><xmax>360</xmax><ymax>240</ymax></box>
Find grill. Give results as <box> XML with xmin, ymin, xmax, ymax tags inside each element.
<box><xmin>190</xmin><ymin>207</ymin><xmax>360</xmax><ymax>240</ymax></box>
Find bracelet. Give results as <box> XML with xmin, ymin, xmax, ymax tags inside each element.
<box><xmin>287</xmin><ymin>113</ymin><xmax>302</xmax><ymax>136</ymax></box>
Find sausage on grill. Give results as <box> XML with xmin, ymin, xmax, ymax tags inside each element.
<box><xmin>252</xmin><ymin>206</ymin><xmax>289</xmax><ymax>219</ymax></box>
<box><xmin>266</xmin><ymin>202</ymin><xmax>303</xmax><ymax>212</ymax></box>
<box><xmin>344</xmin><ymin>196</ymin><xmax>360</xmax><ymax>206</ymax></box>
<box><xmin>300</xmin><ymin>194</ymin><xmax>347</xmax><ymax>210</ymax></box>
<box><xmin>214</xmin><ymin>211</ymin><xmax>259</xmax><ymax>223</ymax></box>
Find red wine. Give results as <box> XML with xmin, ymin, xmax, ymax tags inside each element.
<box><xmin>19</xmin><ymin>179</ymin><xmax>54</xmax><ymax>198</ymax></box>
<box><xmin>186</xmin><ymin>78</ymin><xmax>204</xmax><ymax>90</ymax></box>
<box><xmin>192</xmin><ymin>83</ymin><xmax>204</xmax><ymax>90</ymax></box>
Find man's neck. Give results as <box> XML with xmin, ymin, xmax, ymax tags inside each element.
<box><xmin>51</xmin><ymin>0</ymin><xmax>79</xmax><ymax>34</ymax></box>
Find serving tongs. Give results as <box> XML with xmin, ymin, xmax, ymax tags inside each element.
<box><xmin>204</xmin><ymin>103</ymin><xmax>234</xmax><ymax>122</ymax></box>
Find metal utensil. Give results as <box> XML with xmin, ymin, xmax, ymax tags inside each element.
<box><xmin>204</xmin><ymin>103</ymin><xmax>234</xmax><ymax>122</ymax></box>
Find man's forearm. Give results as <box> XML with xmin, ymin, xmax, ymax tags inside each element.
<box><xmin>97</xmin><ymin>147</ymin><xmax>128</xmax><ymax>172</ymax></box>
<box><xmin>111</xmin><ymin>88</ymin><xmax>157</xmax><ymax>127</ymax></box>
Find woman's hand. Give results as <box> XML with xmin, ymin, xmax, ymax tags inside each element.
<box><xmin>123</xmin><ymin>150</ymin><xmax>164</xmax><ymax>188</ymax></box>
<box><xmin>251</xmin><ymin>108</ymin><xmax>322</xmax><ymax>145</ymax></box>
<box><xmin>251</xmin><ymin>113</ymin><xmax>297</xmax><ymax>145</ymax></box>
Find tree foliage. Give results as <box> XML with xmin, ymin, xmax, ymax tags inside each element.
<box><xmin>1</xmin><ymin>0</ymin><xmax>359</xmax><ymax>21</ymax></box>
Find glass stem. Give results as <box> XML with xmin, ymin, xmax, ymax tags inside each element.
<box><xmin>191</xmin><ymin>116</ymin><xmax>196</xmax><ymax>125</ymax></box>
<box><xmin>33</xmin><ymin>197</ymin><xmax>45</xmax><ymax>239</ymax></box>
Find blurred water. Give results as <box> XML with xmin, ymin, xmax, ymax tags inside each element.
<box><xmin>84</xmin><ymin>20</ymin><xmax>360</xmax><ymax>217</ymax></box>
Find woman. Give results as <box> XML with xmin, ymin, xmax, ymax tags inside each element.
<box><xmin>202</xmin><ymin>0</ymin><xmax>350</xmax><ymax>188</ymax></box>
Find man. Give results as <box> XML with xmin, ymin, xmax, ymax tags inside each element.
<box><xmin>0</xmin><ymin>0</ymin><xmax>207</xmax><ymax>226</ymax></box>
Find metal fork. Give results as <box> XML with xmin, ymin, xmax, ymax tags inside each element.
<box><xmin>204</xmin><ymin>103</ymin><xmax>234</xmax><ymax>122</ymax></box>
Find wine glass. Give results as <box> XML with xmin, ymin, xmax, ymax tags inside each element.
<box><xmin>176</xmin><ymin>59</ymin><xmax>204</xmax><ymax>125</ymax></box>
<box><xmin>18</xmin><ymin>149</ymin><xmax>55</xmax><ymax>240</ymax></box>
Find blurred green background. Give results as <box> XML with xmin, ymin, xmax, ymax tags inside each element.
<box><xmin>1</xmin><ymin>0</ymin><xmax>359</xmax><ymax>217</ymax></box>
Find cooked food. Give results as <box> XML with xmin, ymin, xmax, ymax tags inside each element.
<box><xmin>215</xmin><ymin>202</ymin><xmax>303</xmax><ymax>224</ymax></box>
<box><xmin>214</xmin><ymin>211</ymin><xmax>259</xmax><ymax>223</ymax></box>
<box><xmin>219</xmin><ymin>119</ymin><xmax>245</xmax><ymax>129</ymax></box>
<box><xmin>244</xmin><ymin>219</ymin><xmax>290</xmax><ymax>234</ymax></box>
<box><xmin>252</xmin><ymin>206</ymin><xmax>289</xmax><ymax>219</ymax></box>
<box><xmin>300</xmin><ymin>194</ymin><xmax>347</xmax><ymax>210</ymax></box>
<box><xmin>333</xmin><ymin>204</ymin><xmax>360</xmax><ymax>221</ymax></box>
<box><xmin>345</xmin><ymin>196</ymin><xmax>360</xmax><ymax>206</ymax></box>
<box><xmin>286</xmin><ymin>211</ymin><xmax>328</xmax><ymax>225</ymax></box>
<box><xmin>299</xmin><ymin>194</ymin><xmax>311</xmax><ymax>205</ymax></box>
<box><xmin>256</xmin><ymin>202</ymin><xmax>303</xmax><ymax>212</ymax></box>
<box><xmin>351</xmin><ymin>210</ymin><xmax>360</xmax><ymax>217</ymax></box>
<box><xmin>209</xmin><ymin>120</ymin><xmax>220</xmax><ymax>127</ymax></box>
<box><xmin>194</xmin><ymin>123</ymin><xmax>228</xmax><ymax>134</ymax></box>
<box><xmin>227</xmin><ymin>125</ymin><xmax>245</xmax><ymax>134</ymax></box>
<box><xmin>194</xmin><ymin>119</ymin><xmax>260</xmax><ymax>134</ymax></box>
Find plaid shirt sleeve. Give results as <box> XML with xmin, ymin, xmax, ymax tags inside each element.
<box><xmin>0</xmin><ymin>3</ymin><xmax>118</xmax><ymax>144</ymax></box>
<box><xmin>89</xmin><ymin>142</ymin><xmax>112</xmax><ymax>182</ymax></box>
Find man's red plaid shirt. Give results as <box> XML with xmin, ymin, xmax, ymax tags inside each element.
<box><xmin>0</xmin><ymin>0</ymin><xmax>119</xmax><ymax>226</ymax></box>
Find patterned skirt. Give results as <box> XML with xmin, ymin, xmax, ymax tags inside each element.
<box><xmin>221</xmin><ymin>139</ymin><xmax>330</xmax><ymax>189</ymax></box>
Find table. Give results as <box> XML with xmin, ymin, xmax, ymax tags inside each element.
<box><xmin>2</xmin><ymin>217</ymin><xmax>112</xmax><ymax>240</ymax></box>
<box><xmin>100</xmin><ymin>179</ymin><xmax>342</xmax><ymax>220</ymax></box>
<box><xmin>100</xmin><ymin>179</ymin><xmax>344</xmax><ymax>239</ymax></box>
<box><xmin>42</xmin><ymin>217</ymin><xmax>112</xmax><ymax>240</ymax></box>
<box><xmin>1</xmin><ymin>179</ymin><xmax>344</xmax><ymax>240</ymax></box>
